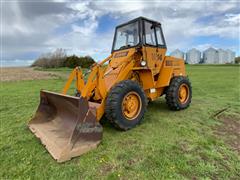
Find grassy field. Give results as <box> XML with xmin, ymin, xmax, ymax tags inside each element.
<box><xmin>0</xmin><ymin>65</ymin><xmax>240</xmax><ymax>179</ymax></box>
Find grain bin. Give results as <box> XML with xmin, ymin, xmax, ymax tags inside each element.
<box><xmin>170</xmin><ymin>49</ymin><xmax>184</xmax><ymax>59</ymax></box>
<box><xmin>226</xmin><ymin>49</ymin><xmax>235</xmax><ymax>63</ymax></box>
<box><xmin>218</xmin><ymin>49</ymin><xmax>228</xmax><ymax>64</ymax></box>
<box><xmin>203</xmin><ymin>47</ymin><xmax>219</xmax><ymax>64</ymax></box>
<box><xmin>186</xmin><ymin>48</ymin><xmax>201</xmax><ymax>64</ymax></box>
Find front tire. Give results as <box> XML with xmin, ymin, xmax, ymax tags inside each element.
<box><xmin>165</xmin><ymin>76</ymin><xmax>192</xmax><ymax>110</ymax></box>
<box><xmin>105</xmin><ymin>80</ymin><xmax>147</xmax><ymax>131</ymax></box>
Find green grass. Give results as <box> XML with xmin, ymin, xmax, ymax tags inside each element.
<box><xmin>1</xmin><ymin>65</ymin><xmax>240</xmax><ymax>179</ymax></box>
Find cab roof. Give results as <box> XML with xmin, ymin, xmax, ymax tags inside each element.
<box><xmin>116</xmin><ymin>16</ymin><xmax>161</xmax><ymax>29</ymax></box>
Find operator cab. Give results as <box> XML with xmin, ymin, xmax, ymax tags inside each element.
<box><xmin>112</xmin><ymin>17</ymin><xmax>167</xmax><ymax>52</ymax></box>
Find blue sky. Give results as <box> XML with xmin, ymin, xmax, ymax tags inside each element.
<box><xmin>1</xmin><ymin>0</ymin><xmax>239</xmax><ymax>66</ymax></box>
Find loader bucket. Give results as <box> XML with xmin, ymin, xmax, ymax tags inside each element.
<box><xmin>28</xmin><ymin>90</ymin><xmax>102</xmax><ymax>162</ymax></box>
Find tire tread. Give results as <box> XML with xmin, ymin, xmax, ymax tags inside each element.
<box><xmin>105</xmin><ymin>80</ymin><xmax>147</xmax><ymax>130</ymax></box>
<box><xmin>165</xmin><ymin>76</ymin><xmax>192</xmax><ymax>110</ymax></box>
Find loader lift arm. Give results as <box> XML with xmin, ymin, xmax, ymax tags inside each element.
<box><xmin>62</xmin><ymin>55</ymin><xmax>112</xmax><ymax>97</ymax></box>
<box><xmin>61</xmin><ymin>52</ymin><xmax>136</xmax><ymax>121</ymax></box>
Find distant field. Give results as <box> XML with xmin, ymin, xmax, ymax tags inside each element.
<box><xmin>0</xmin><ymin>65</ymin><xmax>240</xmax><ymax>179</ymax></box>
<box><xmin>0</xmin><ymin>67</ymin><xmax>68</xmax><ymax>81</ymax></box>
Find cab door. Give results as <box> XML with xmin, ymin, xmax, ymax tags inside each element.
<box><xmin>143</xmin><ymin>21</ymin><xmax>167</xmax><ymax>76</ymax></box>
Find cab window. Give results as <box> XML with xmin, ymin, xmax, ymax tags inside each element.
<box><xmin>155</xmin><ymin>26</ymin><xmax>164</xmax><ymax>45</ymax></box>
<box><xmin>144</xmin><ymin>21</ymin><xmax>157</xmax><ymax>46</ymax></box>
<box><xmin>113</xmin><ymin>21</ymin><xmax>139</xmax><ymax>51</ymax></box>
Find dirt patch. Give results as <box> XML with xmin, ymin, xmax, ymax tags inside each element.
<box><xmin>117</xmin><ymin>139</ymin><xmax>138</xmax><ymax>147</ymax></box>
<box><xmin>214</xmin><ymin>114</ymin><xmax>240</xmax><ymax>154</ymax></box>
<box><xmin>178</xmin><ymin>140</ymin><xmax>192</xmax><ymax>153</ymax></box>
<box><xmin>127</xmin><ymin>157</ymin><xmax>142</xmax><ymax>166</ymax></box>
<box><xmin>0</xmin><ymin>67</ymin><xmax>63</xmax><ymax>81</ymax></box>
<box><xmin>99</xmin><ymin>163</ymin><xmax>115</xmax><ymax>176</ymax></box>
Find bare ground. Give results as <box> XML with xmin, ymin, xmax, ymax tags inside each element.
<box><xmin>214</xmin><ymin>113</ymin><xmax>240</xmax><ymax>154</ymax></box>
<box><xmin>0</xmin><ymin>67</ymin><xmax>64</xmax><ymax>81</ymax></box>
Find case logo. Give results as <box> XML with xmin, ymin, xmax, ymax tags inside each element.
<box><xmin>114</xmin><ymin>51</ymin><xmax>129</xmax><ymax>58</ymax></box>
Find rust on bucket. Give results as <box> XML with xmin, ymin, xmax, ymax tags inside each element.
<box><xmin>28</xmin><ymin>90</ymin><xmax>102</xmax><ymax>162</ymax></box>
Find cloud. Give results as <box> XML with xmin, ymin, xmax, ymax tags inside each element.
<box><xmin>1</xmin><ymin>0</ymin><xmax>239</xmax><ymax>65</ymax></box>
<box><xmin>2</xmin><ymin>1</ymin><xmax>75</xmax><ymax>60</ymax></box>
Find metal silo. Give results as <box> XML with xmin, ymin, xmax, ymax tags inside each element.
<box><xmin>203</xmin><ymin>47</ymin><xmax>219</xmax><ymax>64</ymax></box>
<box><xmin>218</xmin><ymin>49</ymin><xmax>227</xmax><ymax>64</ymax></box>
<box><xmin>170</xmin><ymin>49</ymin><xmax>184</xmax><ymax>59</ymax></box>
<box><xmin>186</xmin><ymin>48</ymin><xmax>201</xmax><ymax>64</ymax></box>
<box><xmin>226</xmin><ymin>49</ymin><xmax>236</xmax><ymax>63</ymax></box>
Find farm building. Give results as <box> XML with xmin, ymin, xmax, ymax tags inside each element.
<box><xmin>186</xmin><ymin>48</ymin><xmax>201</xmax><ymax>64</ymax></box>
<box><xmin>218</xmin><ymin>49</ymin><xmax>228</xmax><ymax>64</ymax></box>
<box><xmin>203</xmin><ymin>47</ymin><xmax>219</xmax><ymax>64</ymax></box>
<box><xmin>169</xmin><ymin>48</ymin><xmax>235</xmax><ymax>64</ymax></box>
<box><xmin>226</xmin><ymin>49</ymin><xmax>235</xmax><ymax>63</ymax></box>
<box><xmin>170</xmin><ymin>49</ymin><xmax>184</xmax><ymax>59</ymax></box>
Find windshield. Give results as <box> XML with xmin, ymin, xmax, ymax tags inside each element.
<box><xmin>113</xmin><ymin>21</ymin><xmax>139</xmax><ymax>51</ymax></box>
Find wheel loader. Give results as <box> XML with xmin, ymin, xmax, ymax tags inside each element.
<box><xmin>29</xmin><ymin>17</ymin><xmax>192</xmax><ymax>162</ymax></box>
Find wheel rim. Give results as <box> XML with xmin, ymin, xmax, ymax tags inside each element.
<box><xmin>178</xmin><ymin>84</ymin><xmax>189</xmax><ymax>104</ymax></box>
<box><xmin>122</xmin><ymin>91</ymin><xmax>142</xmax><ymax>120</ymax></box>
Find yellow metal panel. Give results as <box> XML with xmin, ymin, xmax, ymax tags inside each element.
<box><xmin>116</xmin><ymin>59</ymin><xmax>135</xmax><ymax>82</ymax></box>
<box><xmin>81</xmin><ymin>66</ymin><xmax>98</xmax><ymax>98</ymax></box>
<box><xmin>62</xmin><ymin>68</ymin><xmax>77</xmax><ymax>94</ymax></box>
<box><xmin>156</xmin><ymin>66</ymin><xmax>173</xmax><ymax>87</ymax></box>
<box><xmin>96</xmin><ymin>99</ymin><xmax>106</xmax><ymax>121</ymax></box>
<box><xmin>104</xmin><ymin>66</ymin><xmax>121</xmax><ymax>90</ymax></box>
<box><xmin>76</xmin><ymin>68</ymin><xmax>85</xmax><ymax>92</ymax></box>
<box><xmin>145</xmin><ymin>87</ymin><xmax>164</xmax><ymax>101</ymax></box>
<box><xmin>156</xmin><ymin>56</ymin><xmax>186</xmax><ymax>88</ymax></box>
<box><xmin>97</xmin><ymin>68</ymin><xmax>107</xmax><ymax>98</ymax></box>
<box><xmin>164</xmin><ymin>56</ymin><xmax>186</xmax><ymax>76</ymax></box>
<box><xmin>142</xmin><ymin>46</ymin><xmax>166</xmax><ymax>75</ymax></box>
<box><xmin>138</xmin><ymin>70</ymin><xmax>155</xmax><ymax>90</ymax></box>
<box><xmin>110</xmin><ymin>48</ymin><xmax>136</xmax><ymax>68</ymax></box>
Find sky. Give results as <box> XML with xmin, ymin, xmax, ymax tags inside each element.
<box><xmin>1</xmin><ymin>0</ymin><xmax>240</xmax><ymax>66</ymax></box>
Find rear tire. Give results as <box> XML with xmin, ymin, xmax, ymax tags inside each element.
<box><xmin>105</xmin><ymin>80</ymin><xmax>147</xmax><ymax>131</ymax></box>
<box><xmin>165</xmin><ymin>76</ymin><xmax>192</xmax><ymax>110</ymax></box>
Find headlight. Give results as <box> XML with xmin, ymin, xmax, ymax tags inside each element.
<box><xmin>140</xmin><ymin>60</ymin><xmax>147</xmax><ymax>66</ymax></box>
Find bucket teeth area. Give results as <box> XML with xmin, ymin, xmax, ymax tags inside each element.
<box><xmin>28</xmin><ymin>90</ymin><xmax>102</xmax><ymax>162</ymax></box>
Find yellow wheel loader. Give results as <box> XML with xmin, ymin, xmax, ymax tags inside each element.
<box><xmin>29</xmin><ymin>17</ymin><xmax>192</xmax><ymax>162</ymax></box>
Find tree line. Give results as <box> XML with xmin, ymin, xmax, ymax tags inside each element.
<box><xmin>31</xmin><ymin>49</ymin><xmax>95</xmax><ymax>68</ymax></box>
<box><xmin>235</xmin><ymin>57</ymin><xmax>240</xmax><ymax>64</ymax></box>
